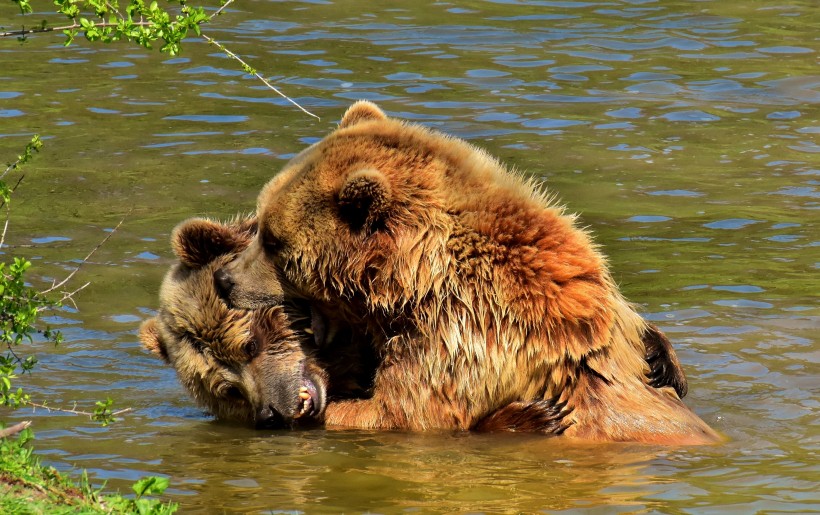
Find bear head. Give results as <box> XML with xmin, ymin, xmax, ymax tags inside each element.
<box><xmin>217</xmin><ymin>101</ymin><xmax>467</xmax><ymax>318</ymax></box>
<box><xmin>139</xmin><ymin>217</ymin><xmax>328</xmax><ymax>428</ymax></box>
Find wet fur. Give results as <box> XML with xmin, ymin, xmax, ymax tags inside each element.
<box><xmin>221</xmin><ymin>101</ymin><xmax>720</xmax><ymax>444</ymax></box>
<box><xmin>140</xmin><ymin>217</ymin><xmax>334</xmax><ymax>427</ymax></box>
<box><xmin>142</xmin><ymin>217</ymin><xmax>561</xmax><ymax>433</ymax></box>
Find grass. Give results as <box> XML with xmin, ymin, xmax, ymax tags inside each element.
<box><xmin>0</xmin><ymin>427</ymin><xmax>178</xmax><ymax>515</ymax></box>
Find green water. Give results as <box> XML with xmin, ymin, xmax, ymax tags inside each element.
<box><xmin>1</xmin><ymin>0</ymin><xmax>817</xmax><ymax>512</ymax></box>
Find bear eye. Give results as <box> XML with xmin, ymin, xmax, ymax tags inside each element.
<box><xmin>259</xmin><ymin>226</ymin><xmax>282</xmax><ymax>254</ymax></box>
<box><xmin>223</xmin><ymin>385</ymin><xmax>244</xmax><ymax>401</ymax></box>
<box><xmin>244</xmin><ymin>339</ymin><xmax>259</xmax><ymax>358</ymax></box>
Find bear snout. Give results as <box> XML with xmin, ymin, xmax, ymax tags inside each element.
<box><xmin>213</xmin><ymin>268</ymin><xmax>235</xmax><ymax>302</ymax></box>
<box><xmin>255</xmin><ymin>405</ymin><xmax>287</xmax><ymax>429</ymax></box>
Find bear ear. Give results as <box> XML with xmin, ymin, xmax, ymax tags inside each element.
<box><xmin>139</xmin><ymin>318</ymin><xmax>170</xmax><ymax>363</ymax></box>
<box><xmin>171</xmin><ymin>218</ymin><xmax>250</xmax><ymax>268</ymax></box>
<box><xmin>339</xmin><ymin>101</ymin><xmax>387</xmax><ymax>129</ymax></box>
<box><xmin>338</xmin><ymin>168</ymin><xmax>392</xmax><ymax>230</ymax></box>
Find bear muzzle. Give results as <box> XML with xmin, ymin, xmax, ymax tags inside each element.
<box><xmin>255</xmin><ymin>405</ymin><xmax>287</xmax><ymax>429</ymax></box>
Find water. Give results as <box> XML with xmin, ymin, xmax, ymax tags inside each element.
<box><xmin>1</xmin><ymin>0</ymin><xmax>818</xmax><ymax>512</ymax></box>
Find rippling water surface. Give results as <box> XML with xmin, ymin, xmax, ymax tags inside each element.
<box><xmin>1</xmin><ymin>0</ymin><xmax>817</xmax><ymax>512</ymax></box>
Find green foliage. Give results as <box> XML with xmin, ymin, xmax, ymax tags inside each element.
<box><xmin>132</xmin><ymin>476</ymin><xmax>171</xmax><ymax>498</ymax></box>
<box><xmin>2</xmin><ymin>135</ymin><xmax>127</xmax><ymax>423</ymax></box>
<box><xmin>102</xmin><ymin>473</ymin><xmax>177</xmax><ymax>515</ymax></box>
<box><xmin>0</xmin><ymin>426</ymin><xmax>36</xmax><ymax>477</ymax></box>
<box><xmin>4</xmin><ymin>0</ymin><xmax>319</xmax><ymax>118</ymax></box>
<box><xmin>9</xmin><ymin>0</ymin><xmax>214</xmax><ymax>55</ymax></box>
<box><xmin>1</xmin><ymin>134</ymin><xmax>41</xmax><ymax>185</ymax></box>
<box><xmin>0</xmin><ymin>429</ymin><xmax>178</xmax><ymax>513</ymax></box>
<box><xmin>1</xmin><ymin>135</ymin><xmax>42</xmax><ymax>206</ymax></box>
<box><xmin>0</xmin><ymin>135</ymin><xmax>177</xmax><ymax>513</ymax></box>
<box><xmin>10</xmin><ymin>0</ymin><xmax>32</xmax><ymax>15</ymax></box>
<box><xmin>1</xmin><ymin>136</ymin><xmax>62</xmax><ymax>411</ymax></box>
<box><xmin>1</xmin><ymin>134</ymin><xmax>126</xmax><ymax>419</ymax></box>
<box><xmin>92</xmin><ymin>397</ymin><xmax>117</xmax><ymax>426</ymax></box>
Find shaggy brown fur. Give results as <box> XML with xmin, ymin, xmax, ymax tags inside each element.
<box><xmin>140</xmin><ymin>217</ymin><xmax>335</xmax><ymax>428</ymax></box>
<box><xmin>144</xmin><ymin>217</ymin><xmax>568</xmax><ymax>434</ymax></box>
<box><xmin>218</xmin><ymin>101</ymin><xmax>720</xmax><ymax>444</ymax></box>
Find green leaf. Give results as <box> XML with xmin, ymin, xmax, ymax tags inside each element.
<box><xmin>62</xmin><ymin>28</ymin><xmax>76</xmax><ymax>46</ymax></box>
<box><xmin>132</xmin><ymin>476</ymin><xmax>170</xmax><ymax>498</ymax></box>
<box><xmin>13</xmin><ymin>0</ymin><xmax>33</xmax><ymax>15</ymax></box>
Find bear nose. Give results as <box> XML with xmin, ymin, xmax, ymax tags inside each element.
<box><xmin>255</xmin><ymin>405</ymin><xmax>286</xmax><ymax>429</ymax></box>
<box><xmin>213</xmin><ymin>268</ymin><xmax>235</xmax><ymax>301</ymax></box>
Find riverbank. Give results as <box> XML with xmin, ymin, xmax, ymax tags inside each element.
<box><xmin>0</xmin><ymin>427</ymin><xmax>177</xmax><ymax>515</ymax></box>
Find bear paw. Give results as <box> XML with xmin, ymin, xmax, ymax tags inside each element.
<box><xmin>643</xmin><ymin>323</ymin><xmax>688</xmax><ymax>398</ymax></box>
<box><xmin>472</xmin><ymin>397</ymin><xmax>575</xmax><ymax>435</ymax></box>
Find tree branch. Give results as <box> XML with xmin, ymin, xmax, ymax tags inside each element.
<box><xmin>28</xmin><ymin>401</ymin><xmax>132</xmax><ymax>418</ymax></box>
<box><xmin>1</xmin><ymin>0</ymin><xmax>321</xmax><ymax>119</ymax></box>
<box><xmin>0</xmin><ymin>20</ymin><xmax>153</xmax><ymax>38</ymax></box>
<box><xmin>0</xmin><ymin>420</ymin><xmax>32</xmax><ymax>439</ymax></box>
<box><xmin>200</xmin><ymin>32</ymin><xmax>320</xmax><ymax>120</ymax></box>
<box><xmin>0</xmin><ymin>207</ymin><xmax>10</xmax><ymax>250</ymax></box>
<box><xmin>211</xmin><ymin>0</ymin><xmax>234</xmax><ymax>19</ymax></box>
<box><xmin>0</xmin><ymin>174</ymin><xmax>24</xmax><ymax>247</ymax></box>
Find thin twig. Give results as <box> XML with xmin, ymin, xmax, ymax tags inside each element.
<box><xmin>3</xmin><ymin>340</ymin><xmax>24</xmax><ymax>367</ymax></box>
<box><xmin>211</xmin><ymin>0</ymin><xmax>235</xmax><ymax>19</ymax></box>
<box><xmin>0</xmin><ymin>207</ymin><xmax>9</xmax><ymax>250</ymax></box>
<box><xmin>200</xmin><ymin>32</ymin><xmax>320</xmax><ymax>120</ymax></box>
<box><xmin>2</xmin><ymin>156</ymin><xmax>23</xmax><ymax>180</ymax></box>
<box><xmin>0</xmin><ymin>173</ymin><xmax>27</xmax><ymax>247</ymax></box>
<box><xmin>201</xmin><ymin>0</ymin><xmax>319</xmax><ymax>119</ymax></box>
<box><xmin>0</xmin><ymin>171</ymin><xmax>26</xmax><ymax>210</ymax></box>
<box><xmin>0</xmin><ymin>20</ymin><xmax>152</xmax><ymax>38</ymax></box>
<box><xmin>41</xmin><ymin>214</ymin><xmax>128</xmax><ymax>295</ymax></box>
<box><xmin>0</xmin><ymin>420</ymin><xmax>32</xmax><ymax>439</ymax></box>
<box><xmin>2</xmin><ymin>157</ymin><xmax>28</xmax><ymax>185</ymax></box>
<box><xmin>104</xmin><ymin>1</ymin><xmax>125</xmax><ymax>20</ymax></box>
<box><xmin>28</xmin><ymin>401</ymin><xmax>132</xmax><ymax>418</ymax></box>
<box><xmin>42</xmin><ymin>281</ymin><xmax>91</xmax><ymax>312</ymax></box>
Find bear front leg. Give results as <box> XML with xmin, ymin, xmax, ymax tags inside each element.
<box><xmin>324</xmin><ymin>398</ymin><xmax>397</xmax><ymax>430</ymax></box>
<box><xmin>322</xmin><ymin>358</ymin><xmax>412</xmax><ymax>430</ymax></box>
<box><xmin>323</xmin><ymin>358</ymin><xmax>467</xmax><ymax>431</ymax></box>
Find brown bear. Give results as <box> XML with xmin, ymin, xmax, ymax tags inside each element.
<box><xmin>139</xmin><ymin>216</ymin><xmax>372</xmax><ymax>428</ymax></box>
<box><xmin>142</xmin><ymin>216</ymin><xmax>575</xmax><ymax>433</ymax></box>
<box><xmin>216</xmin><ymin>101</ymin><xmax>720</xmax><ymax>444</ymax></box>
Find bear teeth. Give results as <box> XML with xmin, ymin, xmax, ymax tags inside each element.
<box><xmin>294</xmin><ymin>386</ymin><xmax>313</xmax><ymax>419</ymax></box>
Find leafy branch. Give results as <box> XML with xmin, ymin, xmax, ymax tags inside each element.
<box><xmin>2</xmin><ymin>0</ymin><xmax>319</xmax><ymax>119</ymax></box>
<box><xmin>1</xmin><ymin>136</ymin><xmax>128</xmax><ymax>426</ymax></box>
<box><xmin>1</xmin><ymin>136</ymin><xmax>65</xmax><ymax>411</ymax></box>
<box><xmin>28</xmin><ymin>398</ymin><xmax>133</xmax><ymax>426</ymax></box>
<box><xmin>6</xmin><ymin>0</ymin><xmax>210</xmax><ymax>54</ymax></box>
<box><xmin>1</xmin><ymin>134</ymin><xmax>41</xmax><ymax>249</ymax></box>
